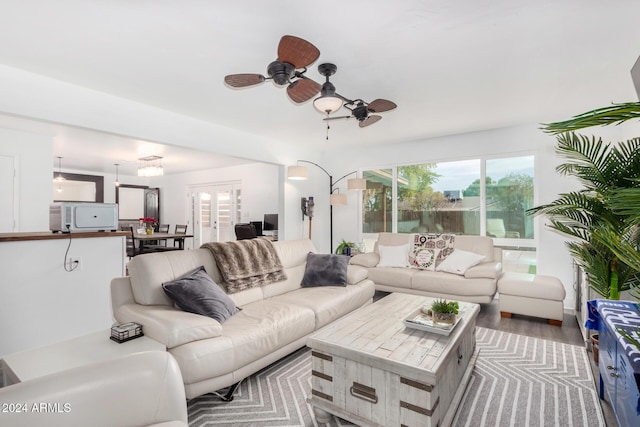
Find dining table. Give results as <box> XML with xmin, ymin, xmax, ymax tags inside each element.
<box><xmin>133</xmin><ymin>232</ymin><xmax>194</xmax><ymax>253</ymax></box>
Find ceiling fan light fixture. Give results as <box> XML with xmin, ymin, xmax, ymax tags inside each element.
<box><xmin>314</xmin><ymin>63</ymin><xmax>343</xmax><ymax>114</ymax></box>
<box><xmin>313</xmin><ymin>94</ymin><xmax>343</xmax><ymax>114</ymax></box>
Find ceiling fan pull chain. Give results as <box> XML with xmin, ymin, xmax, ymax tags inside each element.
<box><xmin>326</xmin><ymin>113</ymin><xmax>330</xmax><ymax>140</ymax></box>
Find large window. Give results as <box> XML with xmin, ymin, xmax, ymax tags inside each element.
<box><xmin>362</xmin><ymin>169</ymin><xmax>393</xmax><ymax>233</ymax></box>
<box><xmin>362</xmin><ymin>155</ymin><xmax>535</xmax><ymax>271</ymax></box>
<box><xmin>485</xmin><ymin>157</ymin><xmax>534</xmax><ymax>239</ymax></box>
<box><xmin>398</xmin><ymin>159</ymin><xmax>481</xmax><ymax>235</ymax></box>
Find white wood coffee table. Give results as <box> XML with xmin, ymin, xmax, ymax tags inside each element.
<box><xmin>307</xmin><ymin>292</ymin><xmax>480</xmax><ymax>427</ymax></box>
<box><xmin>1</xmin><ymin>329</ymin><xmax>165</xmax><ymax>386</ymax></box>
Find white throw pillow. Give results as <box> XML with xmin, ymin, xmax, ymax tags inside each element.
<box><xmin>377</xmin><ymin>244</ymin><xmax>409</xmax><ymax>267</ymax></box>
<box><xmin>436</xmin><ymin>249</ymin><xmax>485</xmax><ymax>275</ymax></box>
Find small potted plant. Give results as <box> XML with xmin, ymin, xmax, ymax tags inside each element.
<box><xmin>335</xmin><ymin>239</ymin><xmax>356</xmax><ymax>256</ymax></box>
<box><xmin>429</xmin><ymin>299</ymin><xmax>459</xmax><ymax>328</ymax></box>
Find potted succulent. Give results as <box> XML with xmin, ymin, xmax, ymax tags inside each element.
<box><xmin>429</xmin><ymin>299</ymin><xmax>459</xmax><ymax>328</ymax></box>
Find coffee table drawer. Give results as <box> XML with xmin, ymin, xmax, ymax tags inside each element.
<box><xmin>312</xmin><ymin>344</ymin><xmax>477</xmax><ymax>427</ymax></box>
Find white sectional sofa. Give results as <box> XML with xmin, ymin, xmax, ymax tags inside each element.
<box><xmin>350</xmin><ymin>232</ymin><xmax>502</xmax><ymax>303</ymax></box>
<box><xmin>111</xmin><ymin>239</ymin><xmax>375</xmax><ymax>399</ymax></box>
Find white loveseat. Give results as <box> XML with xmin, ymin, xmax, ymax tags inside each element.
<box><xmin>111</xmin><ymin>239</ymin><xmax>375</xmax><ymax>399</ymax></box>
<box><xmin>350</xmin><ymin>233</ymin><xmax>502</xmax><ymax>303</ymax></box>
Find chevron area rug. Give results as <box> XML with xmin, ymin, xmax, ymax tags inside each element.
<box><xmin>187</xmin><ymin>327</ymin><xmax>605</xmax><ymax>426</ymax></box>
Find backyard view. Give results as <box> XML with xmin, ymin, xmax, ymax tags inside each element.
<box><xmin>362</xmin><ymin>156</ymin><xmax>534</xmax><ymax>239</ymax></box>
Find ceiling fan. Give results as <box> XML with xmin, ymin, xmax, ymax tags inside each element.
<box><xmin>324</xmin><ymin>98</ymin><xmax>398</xmax><ymax>128</ymax></box>
<box><xmin>224</xmin><ymin>35</ymin><xmax>322</xmax><ymax>104</ymax></box>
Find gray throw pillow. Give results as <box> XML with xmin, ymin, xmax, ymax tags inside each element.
<box><xmin>162</xmin><ymin>266</ymin><xmax>240</xmax><ymax>323</ymax></box>
<box><xmin>301</xmin><ymin>252</ymin><xmax>349</xmax><ymax>287</ymax></box>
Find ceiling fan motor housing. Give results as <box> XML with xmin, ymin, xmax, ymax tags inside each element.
<box><xmin>352</xmin><ymin>102</ymin><xmax>368</xmax><ymax>121</ymax></box>
<box><xmin>267</xmin><ymin>60</ymin><xmax>295</xmax><ymax>86</ymax></box>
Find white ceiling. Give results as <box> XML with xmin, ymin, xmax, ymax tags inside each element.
<box><xmin>1</xmin><ymin>0</ymin><xmax>640</xmax><ymax>174</ymax></box>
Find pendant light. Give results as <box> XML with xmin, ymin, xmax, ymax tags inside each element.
<box><xmin>54</xmin><ymin>156</ymin><xmax>64</xmax><ymax>193</ymax></box>
<box><xmin>114</xmin><ymin>163</ymin><xmax>120</xmax><ymax>187</ymax></box>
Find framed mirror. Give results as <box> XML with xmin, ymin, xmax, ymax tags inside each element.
<box><xmin>52</xmin><ymin>172</ymin><xmax>104</xmax><ymax>203</ymax></box>
<box><xmin>116</xmin><ymin>184</ymin><xmax>160</xmax><ymax>222</ymax></box>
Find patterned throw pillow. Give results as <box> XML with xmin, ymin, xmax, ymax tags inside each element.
<box><xmin>408</xmin><ymin>233</ymin><xmax>455</xmax><ymax>270</ymax></box>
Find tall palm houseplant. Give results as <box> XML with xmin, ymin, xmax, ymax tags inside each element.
<box><xmin>535</xmin><ymin>102</ymin><xmax>640</xmax><ymax>349</ymax></box>
<box><xmin>528</xmin><ymin>132</ymin><xmax>640</xmax><ymax>299</ymax></box>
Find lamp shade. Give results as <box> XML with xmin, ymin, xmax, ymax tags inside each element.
<box><xmin>287</xmin><ymin>165</ymin><xmax>308</xmax><ymax>180</ymax></box>
<box><xmin>313</xmin><ymin>96</ymin><xmax>343</xmax><ymax>114</ymax></box>
<box><xmin>347</xmin><ymin>178</ymin><xmax>367</xmax><ymax>191</ymax></box>
<box><xmin>330</xmin><ymin>193</ymin><xmax>348</xmax><ymax>206</ymax></box>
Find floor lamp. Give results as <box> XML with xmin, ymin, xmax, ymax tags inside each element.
<box><xmin>287</xmin><ymin>160</ymin><xmax>367</xmax><ymax>253</ymax></box>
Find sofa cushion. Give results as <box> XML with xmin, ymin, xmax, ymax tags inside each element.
<box><xmin>367</xmin><ymin>266</ymin><xmax>416</xmax><ymax>289</ymax></box>
<box><xmin>436</xmin><ymin>249</ymin><xmax>485</xmax><ymax>275</ymax></box>
<box><xmin>411</xmin><ymin>271</ymin><xmax>497</xmax><ymax>299</ymax></box>
<box><xmin>128</xmin><ymin>249</ymin><xmax>219</xmax><ymax>306</ymax></box>
<box><xmin>464</xmin><ymin>261</ymin><xmax>502</xmax><ymax>279</ymax></box>
<box><xmin>377</xmin><ymin>244</ymin><xmax>409</xmax><ymax>267</ymax></box>
<box><xmin>168</xmin><ymin>299</ymin><xmax>316</xmax><ymax>384</ymax></box>
<box><xmin>453</xmin><ymin>235</ymin><xmax>495</xmax><ymax>261</ymax></box>
<box><xmin>374</xmin><ymin>232</ymin><xmax>411</xmax><ymax>254</ymax></box>
<box><xmin>349</xmin><ymin>252</ymin><xmax>379</xmax><ymax>268</ymax></box>
<box><xmin>115</xmin><ymin>304</ymin><xmax>222</xmax><ymax>349</ymax></box>
<box><xmin>347</xmin><ymin>265</ymin><xmax>369</xmax><ymax>284</ymax></box>
<box><xmin>162</xmin><ymin>266</ymin><xmax>240</xmax><ymax>323</ymax></box>
<box><xmin>301</xmin><ymin>253</ymin><xmax>349</xmax><ymax>287</ymax></box>
<box><xmin>274</xmin><ymin>280</ymin><xmax>375</xmax><ymax>328</ymax></box>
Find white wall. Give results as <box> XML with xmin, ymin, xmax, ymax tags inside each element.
<box><xmin>150</xmin><ymin>161</ymin><xmax>281</xmax><ymax>243</ymax></box>
<box><xmin>0</xmin><ymin>235</ymin><xmax>125</xmax><ymax>357</ymax></box>
<box><xmin>0</xmin><ymin>127</ymin><xmax>52</xmax><ymax>231</ymax></box>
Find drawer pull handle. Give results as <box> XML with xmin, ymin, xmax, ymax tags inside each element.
<box><xmin>606</xmin><ymin>365</ymin><xmax>616</xmax><ymax>371</ymax></box>
<box><xmin>609</xmin><ymin>372</ymin><xmax>620</xmax><ymax>378</ymax></box>
<box><xmin>350</xmin><ymin>382</ymin><xmax>378</xmax><ymax>404</ymax></box>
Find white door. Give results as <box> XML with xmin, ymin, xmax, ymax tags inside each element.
<box><xmin>189</xmin><ymin>182</ymin><xmax>240</xmax><ymax>246</ymax></box>
<box><xmin>0</xmin><ymin>156</ymin><xmax>16</xmax><ymax>232</ymax></box>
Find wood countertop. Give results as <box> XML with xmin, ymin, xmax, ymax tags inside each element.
<box><xmin>0</xmin><ymin>231</ymin><xmax>129</xmax><ymax>242</ymax></box>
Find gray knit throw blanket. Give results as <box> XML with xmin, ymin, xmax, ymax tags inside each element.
<box><xmin>201</xmin><ymin>239</ymin><xmax>287</xmax><ymax>294</ymax></box>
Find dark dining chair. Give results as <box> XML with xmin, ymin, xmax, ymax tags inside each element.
<box><xmin>155</xmin><ymin>223</ymin><xmax>170</xmax><ymax>246</ymax></box>
<box><xmin>173</xmin><ymin>224</ymin><xmax>188</xmax><ymax>248</ymax></box>
<box><xmin>120</xmin><ymin>225</ymin><xmax>139</xmax><ymax>259</ymax></box>
<box><xmin>235</xmin><ymin>223</ymin><xmax>257</xmax><ymax>240</ymax></box>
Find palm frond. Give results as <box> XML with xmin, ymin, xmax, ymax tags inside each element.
<box><xmin>609</xmin><ymin>188</ymin><xmax>640</xmax><ymax>220</ymax></box>
<box><xmin>541</xmin><ymin>102</ymin><xmax>640</xmax><ymax>134</ymax></box>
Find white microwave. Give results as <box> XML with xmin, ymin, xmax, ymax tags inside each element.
<box><xmin>49</xmin><ymin>202</ymin><xmax>119</xmax><ymax>233</ymax></box>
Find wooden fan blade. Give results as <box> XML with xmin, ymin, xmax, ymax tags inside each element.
<box><xmin>278</xmin><ymin>35</ymin><xmax>320</xmax><ymax>69</ymax></box>
<box><xmin>224</xmin><ymin>74</ymin><xmax>265</xmax><ymax>88</ymax></box>
<box><xmin>359</xmin><ymin>115</ymin><xmax>382</xmax><ymax>128</ymax></box>
<box><xmin>367</xmin><ymin>99</ymin><xmax>397</xmax><ymax>113</ymax></box>
<box><xmin>287</xmin><ymin>78</ymin><xmax>321</xmax><ymax>104</ymax></box>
